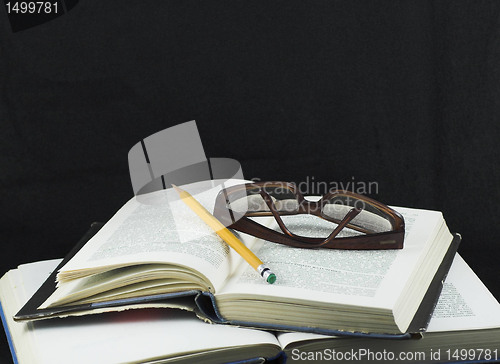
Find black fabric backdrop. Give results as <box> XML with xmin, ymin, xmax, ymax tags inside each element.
<box><xmin>1</xmin><ymin>1</ymin><xmax>500</xmax><ymax>361</ymax></box>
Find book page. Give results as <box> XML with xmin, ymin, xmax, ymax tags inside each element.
<box><xmin>57</xmin><ymin>181</ymin><xmax>247</xmax><ymax>292</ymax></box>
<box><xmin>2</xmin><ymin>260</ymin><xmax>282</xmax><ymax>364</ymax></box>
<box><xmin>217</xmin><ymin>206</ymin><xmax>448</xmax><ymax>310</ymax></box>
<box><xmin>276</xmin><ymin>253</ymin><xmax>500</xmax><ymax>348</ymax></box>
<box><xmin>426</xmin><ymin>254</ymin><xmax>500</xmax><ymax>332</ymax></box>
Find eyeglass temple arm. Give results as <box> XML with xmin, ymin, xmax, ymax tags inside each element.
<box><xmin>317</xmin><ymin>207</ymin><xmax>362</xmax><ymax>247</ymax></box>
<box><xmin>259</xmin><ymin>190</ymin><xmax>296</xmax><ymax>238</ymax></box>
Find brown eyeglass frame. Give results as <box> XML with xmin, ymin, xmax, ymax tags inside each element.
<box><xmin>213</xmin><ymin>181</ymin><xmax>405</xmax><ymax>250</ymax></box>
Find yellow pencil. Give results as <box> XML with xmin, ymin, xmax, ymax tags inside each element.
<box><xmin>172</xmin><ymin>184</ymin><xmax>276</xmax><ymax>284</ymax></box>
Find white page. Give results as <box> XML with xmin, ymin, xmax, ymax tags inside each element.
<box><xmin>57</xmin><ymin>180</ymin><xmax>247</xmax><ymax>292</ymax></box>
<box><xmin>427</xmin><ymin>254</ymin><xmax>500</xmax><ymax>332</ymax></box>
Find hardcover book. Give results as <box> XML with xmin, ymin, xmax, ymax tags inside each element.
<box><xmin>15</xmin><ymin>182</ymin><xmax>459</xmax><ymax>337</ymax></box>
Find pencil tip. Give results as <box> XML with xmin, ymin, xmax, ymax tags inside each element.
<box><xmin>171</xmin><ymin>184</ymin><xmax>181</xmax><ymax>192</ymax></box>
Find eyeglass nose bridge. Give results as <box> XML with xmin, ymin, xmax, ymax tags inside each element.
<box><xmin>295</xmin><ymin>199</ymin><xmax>323</xmax><ymax>215</ymax></box>
<box><xmin>259</xmin><ymin>190</ymin><xmax>327</xmax><ymax>238</ymax></box>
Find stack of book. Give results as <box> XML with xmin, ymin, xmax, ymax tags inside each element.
<box><xmin>1</xmin><ymin>185</ymin><xmax>499</xmax><ymax>363</ymax></box>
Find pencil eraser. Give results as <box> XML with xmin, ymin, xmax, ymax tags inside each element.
<box><xmin>267</xmin><ymin>273</ymin><xmax>276</xmax><ymax>284</ymax></box>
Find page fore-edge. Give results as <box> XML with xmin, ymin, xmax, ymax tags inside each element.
<box><xmin>14</xmin><ymin>223</ymin><xmax>461</xmax><ymax>339</ymax></box>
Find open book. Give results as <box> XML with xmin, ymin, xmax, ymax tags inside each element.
<box><xmin>15</xmin><ymin>182</ymin><xmax>458</xmax><ymax>336</ymax></box>
<box><xmin>2</xmin><ymin>255</ymin><xmax>499</xmax><ymax>363</ymax></box>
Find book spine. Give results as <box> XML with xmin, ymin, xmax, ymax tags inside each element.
<box><xmin>0</xmin><ymin>300</ymin><xmax>18</xmax><ymax>364</ymax></box>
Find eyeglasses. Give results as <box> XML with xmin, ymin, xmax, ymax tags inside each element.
<box><xmin>213</xmin><ymin>181</ymin><xmax>405</xmax><ymax>249</ymax></box>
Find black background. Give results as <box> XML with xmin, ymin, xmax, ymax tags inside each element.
<box><xmin>1</xmin><ymin>1</ymin><xmax>500</xmax><ymax>362</ymax></box>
